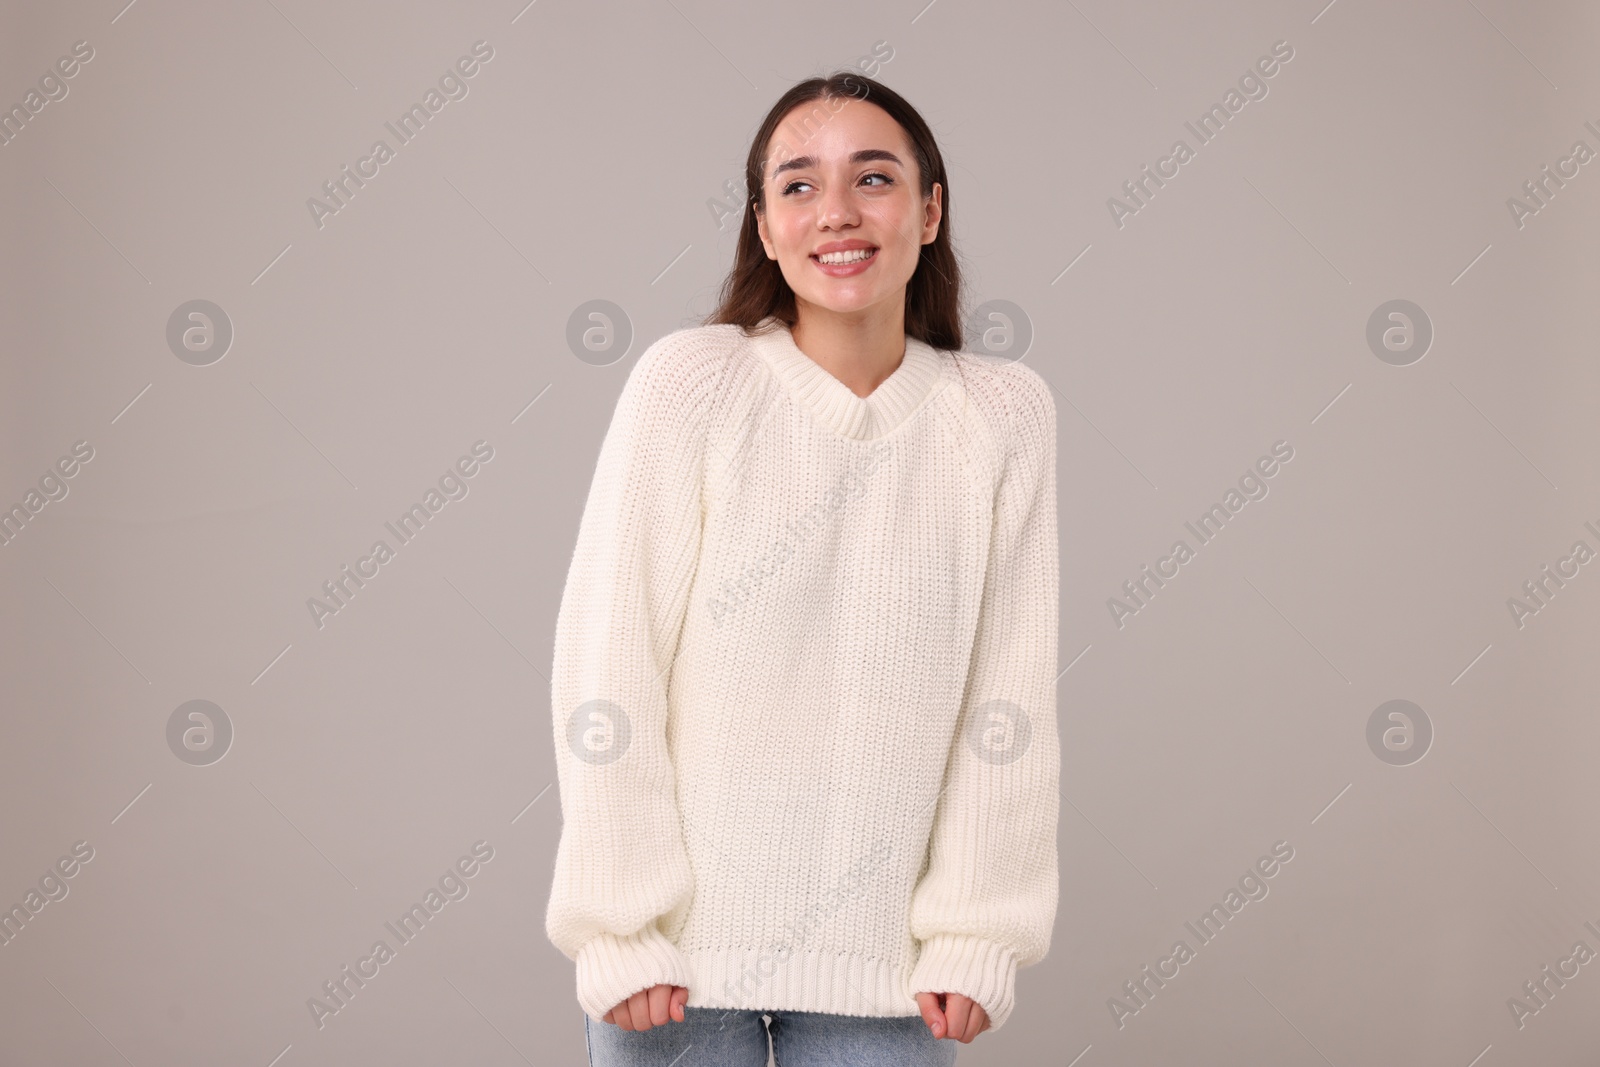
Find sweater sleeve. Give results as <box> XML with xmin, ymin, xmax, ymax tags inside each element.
<box><xmin>544</xmin><ymin>335</ymin><xmax>712</xmax><ymax>1022</ymax></box>
<box><xmin>907</xmin><ymin>367</ymin><xmax>1060</xmax><ymax>1032</ymax></box>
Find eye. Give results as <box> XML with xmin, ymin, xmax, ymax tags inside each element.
<box><xmin>780</xmin><ymin>172</ymin><xmax>896</xmax><ymax>196</ymax></box>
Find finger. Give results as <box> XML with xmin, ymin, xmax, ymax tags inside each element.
<box><xmin>671</xmin><ymin>985</ymin><xmax>689</xmax><ymax>1022</ymax></box>
<box><xmin>627</xmin><ymin>989</ymin><xmax>653</xmax><ymax>1031</ymax></box>
<box><xmin>964</xmin><ymin>1001</ymin><xmax>990</xmax><ymax>1041</ymax></box>
<box><xmin>914</xmin><ymin>991</ymin><xmax>946</xmax><ymax>1038</ymax></box>
<box><xmin>949</xmin><ymin>994</ymin><xmax>987</xmax><ymax>1042</ymax></box>
<box><xmin>648</xmin><ymin>982</ymin><xmax>673</xmax><ymax>1026</ymax></box>
<box><xmin>603</xmin><ymin>1008</ymin><xmax>614</xmax><ymax>1024</ymax></box>
<box><xmin>943</xmin><ymin>994</ymin><xmax>972</xmax><ymax>1042</ymax></box>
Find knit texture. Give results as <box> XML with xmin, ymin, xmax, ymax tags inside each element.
<box><xmin>545</xmin><ymin>315</ymin><xmax>1059</xmax><ymax>1031</ymax></box>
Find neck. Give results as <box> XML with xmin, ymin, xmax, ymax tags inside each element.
<box><xmin>789</xmin><ymin>301</ymin><xmax>908</xmax><ymax>399</ymax></box>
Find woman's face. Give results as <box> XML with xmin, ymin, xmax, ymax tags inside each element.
<box><xmin>755</xmin><ymin>97</ymin><xmax>941</xmax><ymax>323</ymax></box>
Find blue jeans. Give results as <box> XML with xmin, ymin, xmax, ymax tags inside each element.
<box><xmin>583</xmin><ymin>1006</ymin><xmax>958</xmax><ymax>1066</ymax></box>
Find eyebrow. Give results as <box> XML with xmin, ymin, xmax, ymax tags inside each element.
<box><xmin>770</xmin><ymin>149</ymin><xmax>905</xmax><ymax>180</ymax></box>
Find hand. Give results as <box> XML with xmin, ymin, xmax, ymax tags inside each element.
<box><xmin>601</xmin><ymin>983</ymin><xmax>688</xmax><ymax>1031</ymax></box>
<box><xmin>915</xmin><ymin>991</ymin><xmax>990</xmax><ymax>1042</ymax></box>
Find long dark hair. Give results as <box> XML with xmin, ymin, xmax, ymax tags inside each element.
<box><xmin>704</xmin><ymin>72</ymin><xmax>966</xmax><ymax>352</ymax></box>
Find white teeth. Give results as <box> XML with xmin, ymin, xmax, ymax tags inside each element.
<box><xmin>815</xmin><ymin>248</ymin><xmax>876</xmax><ymax>264</ymax></box>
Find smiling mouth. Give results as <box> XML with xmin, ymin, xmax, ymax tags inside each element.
<box><xmin>812</xmin><ymin>247</ymin><xmax>879</xmax><ymax>264</ymax></box>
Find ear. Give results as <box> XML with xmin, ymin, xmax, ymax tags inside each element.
<box><xmin>755</xmin><ymin>204</ymin><xmax>776</xmax><ymax>260</ymax></box>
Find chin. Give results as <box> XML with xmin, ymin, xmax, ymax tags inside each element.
<box><xmin>800</xmin><ymin>295</ymin><xmax>884</xmax><ymax>317</ymax></box>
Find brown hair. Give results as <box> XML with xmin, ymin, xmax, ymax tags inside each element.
<box><xmin>703</xmin><ymin>72</ymin><xmax>966</xmax><ymax>352</ymax></box>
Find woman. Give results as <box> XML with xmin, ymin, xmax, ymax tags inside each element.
<box><xmin>546</xmin><ymin>71</ymin><xmax>1060</xmax><ymax>1066</ymax></box>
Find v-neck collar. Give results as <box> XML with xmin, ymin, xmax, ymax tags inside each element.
<box><xmin>745</xmin><ymin>316</ymin><xmax>944</xmax><ymax>441</ymax></box>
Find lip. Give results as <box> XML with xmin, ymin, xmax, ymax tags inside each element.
<box><xmin>810</xmin><ymin>242</ymin><xmax>879</xmax><ymax>277</ymax></box>
<box><xmin>812</xmin><ymin>240</ymin><xmax>878</xmax><ymax>255</ymax></box>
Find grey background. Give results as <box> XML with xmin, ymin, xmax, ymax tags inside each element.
<box><xmin>2</xmin><ymin>0</ymin><xmax>1598</xmax><ymax>1064</ymax></box>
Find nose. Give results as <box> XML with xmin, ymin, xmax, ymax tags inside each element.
<box><xmin>816</xmin><ymin>177</ymin><xmax>857</xmax><ymax>228</ymax></box>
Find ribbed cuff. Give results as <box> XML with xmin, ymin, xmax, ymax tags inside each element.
<box><xmin>573</xmin><ymin>925</ymin><xmax>695</xmax><ymax>1022</ymax></box>
<box><xmin>907</xmin><ymin>933</ymin><xmax>1021</xmax><ymax>1031</ymax></box>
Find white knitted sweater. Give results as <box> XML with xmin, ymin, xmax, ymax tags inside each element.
<box><xmin>545</xmin><ymin>315</ymin><xmax>1059</xmax><ymax>1031</ymax></box>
